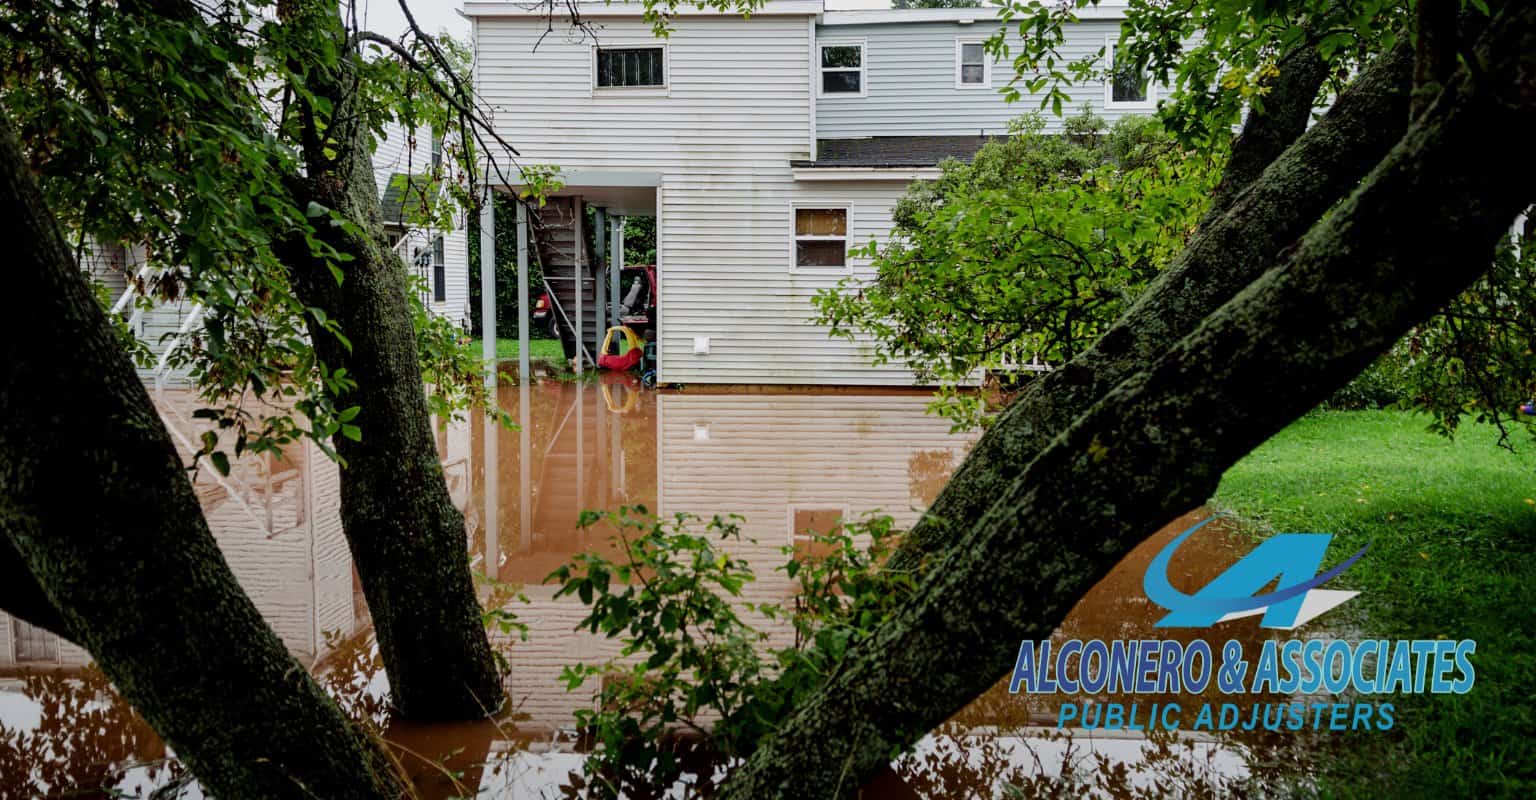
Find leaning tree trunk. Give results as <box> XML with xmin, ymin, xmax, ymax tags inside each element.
<box><xmin>274</xmin><ymin>1</ymin><xmax>504</xmax><ymax>720</ymax></box>
<box><xmin>0</xmin><ymin>113</ymin><xmax>401</xmax><ymax>799</ymax></box>
<box><xmin>721</xmin><ymin>6</ymin><xmax>1536</xmax><ymax>797</ymax></box>
<box><xmin>887</xmin><ymin>39</ymin><xmax>1414</xmax><ymax>574</ymax></box>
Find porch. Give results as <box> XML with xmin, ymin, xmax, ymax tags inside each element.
<box><xmin>481</xmin><ymin>171</ymin><xmax>660</xmax><ymax>384</ymax></box>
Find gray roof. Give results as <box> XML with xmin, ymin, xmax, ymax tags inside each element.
<box><xmin>379</xmin><ymin>172</ymin><xmax>436</xmax><ymax>227</ymax></box>
<box><xmin>791</xmin><ymin>136</ymin><xmax>1002</xmax><ymax>168</ymax></box>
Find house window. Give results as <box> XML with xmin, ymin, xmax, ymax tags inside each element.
<box><xmin>794</xmin><ymin>207</ymin><xmax>849</xmax><ymax>268</ymax></box>
<box><xmin>1105</xmin><ymin>40</ymin><xmax>1153</xmax><ymax>107</ymax></box>
<box><xmin>956</xmin><ymin>40</ymin><xmax>989</xmax><ymax>88</ymax></box>
<box><xmin>430</xmin><ymin>133</ymin><xmax>443</xmax><ymax>170</ymax></box>
<box><xmin>431</xmin><ymin>235</ymin><xmax>446</xmax><ymax>302</ymax></box>
<box><xmin>790</xmin><ymin>506</ymin><xmax>849</xmax><ymax>559</ymax></box>
<box><xmin>12</xmin><ymin>618</ymin><xmax>59</xmax><ymax>664</ymax></box>
<box><xmin>595</xmin><ymin>46</ymin><xmax>665</xmax><ymax>88</ymax></box>
<box><xmin>819</xmin><ymin>41</ymin><xmax>865</xmax><ymax>96</ymax></box>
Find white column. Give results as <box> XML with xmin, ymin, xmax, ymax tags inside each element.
<box><xmin>573</xmin><ymin>198</ymin><xmax>584</xmax><ymax>372</ymax></box>
<box><xmin>516</xmin><ymin>196</ymin><xmax>530</xmax><ymax>384</ymax></box>
<box><xmin>594</xmin><ymin>207</ymin><xmax>608</xmax><ymax>352</ymax></box>
<box><xmin>610</xmin><ymin>216</ymin><xmax>623</xmax><ymax>329</ymax></box>
<box><xmin>479</xmin><ymin>188</ymin><xmax>497</xmax><ymax>391</ymax></box>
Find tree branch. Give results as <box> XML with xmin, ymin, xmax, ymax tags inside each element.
<box><xmin>1204</xmin><ymin>37</ymin><xmax>1331</xmax><ymax>218</ymax></box>
<box><xmin>721</xmin><ymin>5</ymin><xmax>1536</xmax><ymax>794</ymax></box>
<box><xmin>886</xmin><ymin>38</ymin><xmax>1415</xmax><ymax>574</ymax></box>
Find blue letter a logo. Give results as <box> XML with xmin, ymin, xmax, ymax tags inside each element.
<box><xmin>1143</xmin><ymin>515</ymin><xmax>1367</xmax><ymax>629</ymax></box>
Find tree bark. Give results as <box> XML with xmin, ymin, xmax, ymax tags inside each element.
<box><xmin>1203</xmin><ymin>41</ymin><xmax>1330</xmax><ymax>218</ymax></box>
<box><xmin>275</xmin><ymin>1</ymin><xmax>504</xmax><ymax>720</ymax></box>
<box><xmin>0</xmin><ymin>112</ymin><xmax>401</xmax><ymax>799</ymax></box>
<box><xmin>722</xmin><ymin>5</ymin><xmax>1536</xmax><ymax>796</ymax></box>
<box><xmin>887</xmin><ymin>39</ymin><xmax>1414</xmax><ymax>574</ymax></box>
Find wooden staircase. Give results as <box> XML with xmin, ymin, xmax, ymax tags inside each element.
<box><xmin>534</xmin><ymin>197</ymin><xmax>600</xmax><ymax>365</ymax></box>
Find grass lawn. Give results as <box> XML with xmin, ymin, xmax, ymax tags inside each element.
<box><xmin>471</xmin><ymin>336</ymin><xmax>567</xmax><ymax>363</ymax></box>
<box><xmin>1215</xmin><ymin>410</ymin><xmax>1536</xmax><ymax>798</ymax></box>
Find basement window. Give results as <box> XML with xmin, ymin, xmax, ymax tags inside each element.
<box><xmin>794</xmin><ymin>207</ymin><xmax>849</xmax><ymax>268</ymax></box>
<box><xmin>595</xmin><ymin>46</ymin><xmax>666</xmax><ymax>89</ymax></box>
<box><xmin>819</xmin><ymin>41</ymin><xmax>866</xmax><ymax>96</ymax></box>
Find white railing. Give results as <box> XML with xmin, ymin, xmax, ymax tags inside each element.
<box><xmin>152</xmin><ymin>303</ymin><xmax>206</xmax><ymax>391</ymax></box>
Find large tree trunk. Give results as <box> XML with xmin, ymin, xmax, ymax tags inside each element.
<box><xmin>0</xmin><ymin>113</ymin><xmax>400</xmax><ymax>799</ymax></box>
<box><xmin>722</xmin><ymin>6</ymin><xmax>1536</xmax><ymax>797</ymax></box>
<box><xmin>275</xmin><ymin>1</ymin><xmax>504</xmax><ymax>720</ymax></box>
<box><xmin>887</xmin><ymin>39</ymin><xmax>1414</xmax><ymax>573</ymax></box>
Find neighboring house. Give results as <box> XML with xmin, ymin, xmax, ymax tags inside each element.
<box><xmin>80</xmin><ymin>119</ymin><xmax>472</xmax><ymax>387</ymax></box>
<box><xmin>466</xmin><ymin>0</ymin><xmax>1144</xmax><ymax>385</ymax></box>
<box><xmin>372</xmin><ymin>121</ymin><xmax>474</xmax><ymax>329</ymax></box>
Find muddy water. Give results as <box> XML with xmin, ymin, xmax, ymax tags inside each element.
<box><xmin>0</xmin><ymin>381</ymin><xmax>1288</xmax><ymax>798</ymax></box>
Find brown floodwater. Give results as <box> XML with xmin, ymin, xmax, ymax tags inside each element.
<box><xmin>0</xmin><ymin>380</ymin><xmax>1299</xmax><ymax>799</ymax></box>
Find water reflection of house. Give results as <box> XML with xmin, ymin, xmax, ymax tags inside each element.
<box><xmin>1</xmin><ymin>392</ymin><xmax>368</xmax><ymax>673</ymax></box>
<box><xmin>485</xmin><ymin>385</ymin><xmax>975</xmax><ymax>732</ymax></box>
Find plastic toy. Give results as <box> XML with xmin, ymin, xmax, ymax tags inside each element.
<box><xmin>597</xmin><ymin>325</ymin><xmax>645</xmax><ymax>371</ymax></box>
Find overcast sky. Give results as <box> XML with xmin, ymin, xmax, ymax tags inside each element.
<box><xmin>357</xmin><ymin>0</ymin><xmax>896</xmax><ymax>41</ymax></box>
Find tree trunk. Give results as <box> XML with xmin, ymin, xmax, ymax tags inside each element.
<box><xmin>722</xmin><ymin>6</ymin><xmax>1536</xmax><ymax>797</ymax></box>
<box><xmin>0</xmin><ymin>113</ymin><xmax>400</xmax><ymax>799</ymax></box>
<box><xmin>275</xmin><ymin>1</ymin><xmax>504</xmax><ymax>720</ymax></box>
<box><xmin>887</xmin><ymin>39</ymin><xmax>1414</xmax><ymax>574</ymax></box>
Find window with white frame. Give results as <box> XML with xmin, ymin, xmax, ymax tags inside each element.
<box><xmin>793</xmin><ymin>207</ymin><xmax>849</xmax><ymax>268</ymax></box>
<box><xmin>595</xmin><ymin>45</ymin><xmax>666</xmax><ymax>89</ymax></box>
<box><xmin>431</xmin><ymin>235</ymin><xmax>446</xmax><ymax>302</ymax></box>
<box><xmin>819</xmin><ymin>41</ymin><xmax>865</xmax><ymax>96</ymax></box>
<box><xmin>956</xmin><ymin>40</ymin><xmax>989</xmax><ymax>88</ymax></box>
<box><xmin>1104</xmin><ymin>40</ymin><xmax>1153</xmax><ymax>107</ymax></box>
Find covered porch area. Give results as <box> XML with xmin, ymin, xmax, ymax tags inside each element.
<box><xmin>479</xmin><ymin>170</ymin><xmax>660</xmax><ymax>385</ymax></box>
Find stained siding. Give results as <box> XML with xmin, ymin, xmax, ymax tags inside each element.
<box><xmin>475</xmin><ymin>14</ymin><xmax>925</xmax><ymax>385</ymax></box>
<box><xmin>814</xmin><ymin>19</ymin><xmax>1131</xmax><ymax>138</ymax></box>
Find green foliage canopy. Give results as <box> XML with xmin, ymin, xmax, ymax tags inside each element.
<box><xmin>812</xmin><ymin>112</ymin><xmax>1220</xmax><ymax>427</ymax></box>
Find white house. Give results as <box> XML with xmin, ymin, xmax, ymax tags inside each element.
<box><xmin>466</xmin><ymin>1</ymin><xmax>1144</xmax><ymax>386</ymax></box>
<box><xmin>85</xmin><ymin>119</ymin><xmax>473</xmax><ymax>387</ymax></box>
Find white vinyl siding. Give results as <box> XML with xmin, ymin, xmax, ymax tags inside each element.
<box><xmin>474</xmin><ymin>14</ymin><xmax>919</xmax><ymax>385</ymax></box>
<box><xmin>814</xmin><ymin>19</ymin><xmax>1131</xmax><ymax>138</ymax></box>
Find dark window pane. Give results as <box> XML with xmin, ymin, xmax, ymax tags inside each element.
<box><xmin>796</xmin><ymin>240</ymin><xmax>847</xmax><ymax>267</ymax></box>
<box><xmin>822</xmin><ymin>70</ymin><xmax>861</xmax><ymax>94</ymax></box>
<box><xmin>961</xmin><ymin>64</ymin><xmax>985</xmax><ymax>84</ymax></box>
<box><xmin>961</xmin><ymin>43</ymin><xmax>984</xmax><ymax>65</ymax></box>
<box><xmin>821</xmin><ymin>45</ymin><xmax>861</xmax><ymax>68</ymax></box>
<box><xmin>597</xmin><ymin>47</ymin><xmax>664</xmax><ymax>87</ymax></box>
<box><xmin>433</xmin><ymin>265</ymin><xmax>446</xmax><ymax>302</ymax></box>
<box><xmin>1111</xmin><ymin>60</ymin><xmax>1148</xmax><ymax>102</ymax></box>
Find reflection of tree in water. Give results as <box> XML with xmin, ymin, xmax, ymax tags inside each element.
<box><xmin>0</xmin><ymin>666</ymin><xmax>180</xmax><ymax>799</ymax></box>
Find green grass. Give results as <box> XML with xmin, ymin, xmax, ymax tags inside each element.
<box><xmin>1214</xmin><ymin>410</ymin><xmax>1536</xmax><ymax>798</ymax></box>
<box><xmin>470</xmin><ymin>336</ymin><xmax>567</xmax><ymax>363</ymax></box>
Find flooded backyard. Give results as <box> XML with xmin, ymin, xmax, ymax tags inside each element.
<box><xmin>0</xmin><ymin>380</ymin><xmax>1302</xmax><ymax>798</ymax></box>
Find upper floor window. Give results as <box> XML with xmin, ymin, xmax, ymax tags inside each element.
<box><xmin>794</xmin><ymin>206</ymin><xmax>849</xmax><ymax>268</ymax></box>
<box><xmin>1105</xmin><ymin>40</ymin><xmax>1154</xmax><ymax>108</ymax></box>
<box><xmin>595</xmin><ymin>45</ymin><xmax>665</xmax><ymax>89</ymax></box>
<box><xmin>819</xmin><ymin>40</ymin><xmax>865</xmax><ymax>97</ymax></box>
<box><xmin>955</xmin><ymin>40</ymin><xmax>990</xmax><ymax>88</ymax></box>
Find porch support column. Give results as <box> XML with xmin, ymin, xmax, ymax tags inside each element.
<box><xmin>573</xmin><ymin>198</ymin><xmax>584</xmax><ymax>372</ymax></box>
<box><xmin>594</xmin><ymin>207</ymin><xmax>608</xmax><ymax>355</ymax></box>
<box><xmin>480</xmin><ymin>185</ymin><xmax>497</xmax><ymax>391</ymax></box>
<box><xmin>516</xmin><ymin>194</ymin><xmax>530</xmax><ymax>384</ymax></box>
<box><xmin>609</xmin><ymin>216</ymin><xmax>623</xmax><ymax>328</ymax></box>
